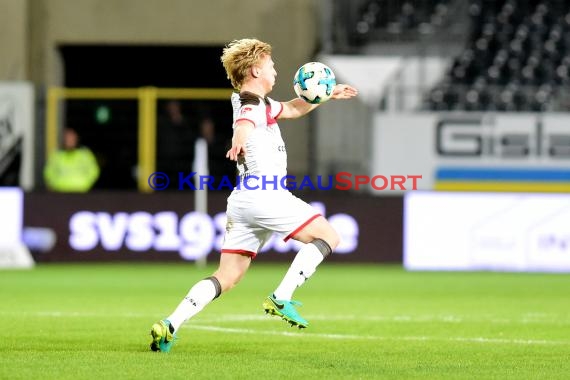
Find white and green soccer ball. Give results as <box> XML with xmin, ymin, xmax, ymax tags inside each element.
<box><xmin>293</xmin><ymin>62</ymin><xmax>336</xmax><ymax>104</ymax></box>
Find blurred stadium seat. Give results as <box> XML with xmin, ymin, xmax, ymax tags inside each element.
<box><xmin>349</xmin><ymin>0</ymin><xmax>452</xmax><ymax>43</ymax></box>
<box><xmin>425</xmin><ymin>0</ymin><xmax>570</xmax><ymax>111</ymax></box>
<box><xmin>335</xmin><ymin>0</ymin><xmax>570</xmax><ymax>112</ymax></box>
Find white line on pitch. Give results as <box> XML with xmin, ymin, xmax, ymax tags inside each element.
<box><xmin>184</xmin><ymin>324</ymin><xmax>570</xmax><ymax>346</ymax></box>
<box><xmin>192</xmin><ymin>313</ymin><xmax>570</xmax><ymax>326</ymax></box>
<box><xmin>2</xmin><ymin>310</ymin><xmax>568</xmax><ymax>345</ymax></box>
<box><xmin>0</xmin><ymin>311</ymin><xmax>568</xmax><ymax>325</ymax></box>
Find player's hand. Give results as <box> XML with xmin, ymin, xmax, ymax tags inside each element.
<box><xmin>331</xmin><ymin>84</ymin><xmax>358</xmax><ymax>100</ymax></box>
<box><xmin>226</xmin><ymin>121</ymin><xmax>254</xmax><ymax>161</ymax></box>
<box><xmin>226</xmin><ymin>143</ymin><xmax>246</xmax><ymax>161</ymax></box>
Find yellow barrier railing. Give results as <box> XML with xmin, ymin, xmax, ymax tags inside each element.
<box><xmin>46</xmin><ymin>87</ymin><xmax>233</xmax><ymax>192</ymax></box>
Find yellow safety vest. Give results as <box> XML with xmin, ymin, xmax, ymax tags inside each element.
<box><xmin>43</xmin><ymin>148</ymin><xmax>100</xmax><ymax>192</ymax></box>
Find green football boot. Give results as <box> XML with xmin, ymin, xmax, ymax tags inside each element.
<box><xmin>150</xmin><ymin>320</ymin><xmax>176</xmax><ymax>352</ymax></box>
<box><xmin>263</xmin><ymin>295</ymin><xmax>308</xmax><ymax>328</ymax></box>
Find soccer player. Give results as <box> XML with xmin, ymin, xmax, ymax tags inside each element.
<box><xmin>150</xmin><ymin>38</ymin><xmax>357</xmax><ymax>352</ymax></box>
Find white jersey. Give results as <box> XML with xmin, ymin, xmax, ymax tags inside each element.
<box><xmin>222</xmin><ymin>92</ymin><xmax>321</xmax><ymax>257</ymax></box>
<box><xmin>231</xmin><ymin>91</ymin><xmax>286</xmax><ymax>181</ymax></box>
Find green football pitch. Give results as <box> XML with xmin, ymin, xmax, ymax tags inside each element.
<box><xmin>1</xmin><ymin>263</ymin><xmax>569</xmax><ymax>379</ymax></box>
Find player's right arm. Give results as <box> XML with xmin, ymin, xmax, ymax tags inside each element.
<box><xmin>278</xmin><ymin>84</ymin><xmax>358</xmax><ymax>119</ymax></box>
<box><xmin>279</xmin><ymin>98</ymin><xmax>320</xmax><ymax>119</ymax></box>
<box><xmin>226</xmin><ymin>120</ymin><xmax>254</xmax><ymax>161</ymax></box>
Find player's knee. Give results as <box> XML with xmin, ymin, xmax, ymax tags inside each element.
<box><xmin>311</xmin><ymin>232</ymin><xmax>340</xmax><ymax>253</ymax></box>
<box><xmin>327</xmin><ymin>230</ymin><xmax>340</xmax><ymax>251</ymax></box>
<box><xmin>313</xmin><ymin>220</ymin><xmax>340</xmax><ymax>251</ymax></box>
<box><xmin>216</xmin><ymin>277</ymin><xmax>234</xmax><ymax>293</ymax></box>
<box><xmin>312</xmin><ymin>233</ymin><xmax>339</xmax><ymax>257</ymax></box>
<box><xmin>215</xmin><ymin>270</ymin><xmax>244</xmax><ymax>292</ymax></box>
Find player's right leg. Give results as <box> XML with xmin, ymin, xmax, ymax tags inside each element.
<box><xmin>150</xmin><ymin>253</ymin><xmax>252</xmax><ymax>352</ymax></box>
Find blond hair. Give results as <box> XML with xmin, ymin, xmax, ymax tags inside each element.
<box><xmin>221</xmin><ymin>38</ymin><xmax>272</xmax><ymax>90</ymax></box>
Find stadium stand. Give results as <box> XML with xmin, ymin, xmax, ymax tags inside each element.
<box><xmin>348</xmin><ymin>0</ymin><xmax>453</xmax><ymax>43</ymax></box>
<box><xmin>336</xmin><ymin>0</ymin><xmax>570</xmax><ymax>112</ymax></box>
<box><xmin>426</xmin><ymin>0</ymin><xmax>570</xmax><ymax>111</ymax></box>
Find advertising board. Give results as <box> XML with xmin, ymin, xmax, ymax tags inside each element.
<box><xmin>404</xmin><ymin>191</ymin><xmax>570</xmax><ymax>272</ymax></box>
<box><xmin>25</xmin><ymin>192</ymin><xmax>403</xmax><ymax>263</ymax></box>
<box><xmin>372</xmin><ymin>113</ymin><xmax>570</xmax><ymax>193</ymax></box>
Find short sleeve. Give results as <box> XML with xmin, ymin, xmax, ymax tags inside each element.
<box><xmin>234</xmin><ymin>104</ymin><xmax>263</xmax><ymax>129</ymax></box>
<box><xmin>267</xmin><ymin>97</ymin><xmax>283</xmax><ymax>119</ymax></box>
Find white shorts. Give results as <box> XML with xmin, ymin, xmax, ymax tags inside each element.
<box><xmin>221</xmin><ymin>189</ymin><xmax>321</xmax><ymax>258</ymax></box>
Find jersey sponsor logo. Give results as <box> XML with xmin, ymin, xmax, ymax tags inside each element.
<box><xmin>240</xmin><ymin>107</ymin><xmax>253</xmax><ymax>115</ymax></box>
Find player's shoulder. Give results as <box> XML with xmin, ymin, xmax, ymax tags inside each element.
<box><xmin>239</xmin><ymin>91</ymin><xmax>263</xmax><ymax>107</ymax></box>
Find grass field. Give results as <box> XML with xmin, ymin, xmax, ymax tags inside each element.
<box><xmin>1</xmin><ymin>263</ymin><xmax>569</xmax><ymax>379</ymax></box>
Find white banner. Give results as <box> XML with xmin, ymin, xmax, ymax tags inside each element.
<box><xmin>0</xmin><ymin>187</ymin><xmax>34</xmax><ymax>268</ymax></box>
<box><xmin>0</xmin><ymin>82</ymin><xmax>35</xmax><ymax>190</ymax></box>
<box><xmin>0</xmin><ymin>187</ymin><xmax>23</xmax><ymax>245</ymax></box>
<box><xmin>404</xmin><ymin>191</ymin><xmax>570</xmax><ymax>272</ymax></box>
<box><xmin>371</xmin><ymin>113</ymin><xmax>570</xmax><ymax>193</ymax></box>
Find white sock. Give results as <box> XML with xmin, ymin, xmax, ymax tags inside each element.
<box><xmin>167</xmin><ymin>279</ymin><xmax>218</xmax><ymax>332</ymax></box>
<box><xmin>273</xmin><ymin>243</ymin><xmax>324</xmax><ymax>301</ymax></box>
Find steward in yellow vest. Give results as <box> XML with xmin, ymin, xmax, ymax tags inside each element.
<box><xmin>44</xmin><ymin>128</ymin><xmax>100</xmax><ymax>192</ymax></box>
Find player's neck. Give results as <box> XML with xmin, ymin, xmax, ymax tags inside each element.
<box><xmin>240</xmin><ymin>83</ymin><xmax>267</xmax><ymax>98</ymax></box>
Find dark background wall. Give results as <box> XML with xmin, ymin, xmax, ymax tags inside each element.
<box><xmin>24</xmin><ymin>192</ymin><xmax>403</xmax><ymax>263</ymax></box>
<box><xmin>0</xmin><ymin>0</ymin><xmax>322</xmax><ymax>176</ymax></box>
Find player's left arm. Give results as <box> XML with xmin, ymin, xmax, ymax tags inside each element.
<box><xmin>278</xmin><ymin>84</ymin><xmax>358</xmax><ymax>120</ymax></box>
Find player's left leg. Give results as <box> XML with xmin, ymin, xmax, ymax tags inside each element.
<box><xmin>150</xmin><ymin>253</ymin><xmax>252</xmax><ymax>352</ymax></box>
<box><xmin>167</xmin><ymin>253</ymin><xmax>252</xmax><ymax>329</ymax></box>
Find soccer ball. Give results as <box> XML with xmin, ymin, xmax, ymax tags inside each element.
<box><xmin>293</xmin><ymin>62</ymin><xmax>336</xmax><ymax>104</ymax></box>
